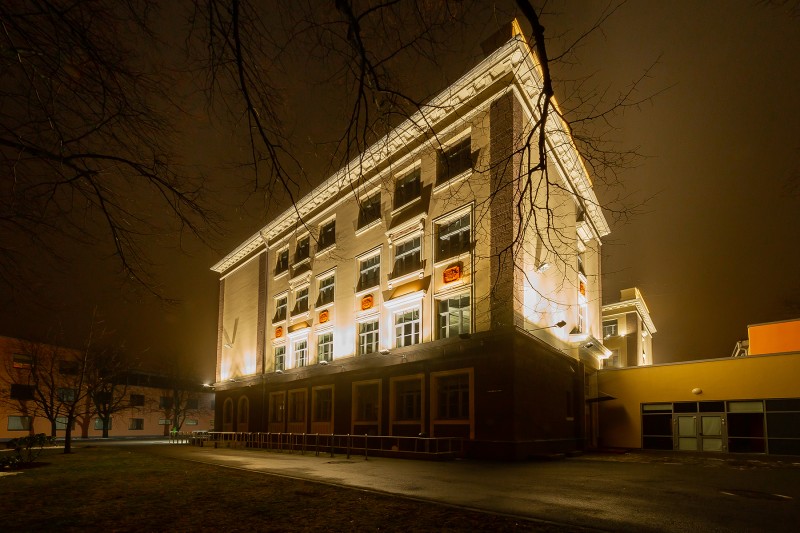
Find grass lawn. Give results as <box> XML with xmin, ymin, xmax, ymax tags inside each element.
<box><xmin>0</xmin><ymin>445</ymin><xmax>569</xmax><ymax>532</ymax></box>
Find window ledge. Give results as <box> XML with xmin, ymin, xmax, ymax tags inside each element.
<box><xmin>274</xmin><ymin>269</ymin><xmax>289</xmax><ymax>280</ymax></box>
<box><xmin>290</xmin><ymin>310</ymin><xmax>310</xmax><ymax>320</ymax></box>
<box><xmin>387</xmin><ymin>268</ymin><xmax>424</xmax><ymax>289</ymax></box>
<box><xmin>354</xmin><ymin>285</ymin><xmax>380</xmax><ymax>298</ymax></box>
<box><xmin>316</xmin><ymin>243</ymin><xmax>336</xmax><ymax>258</ymax></box>
<box><xmin>315</xmin><ymin>301</ymin><xmax>334</xmax><ymax>312</ymax></box>
<box><xmin>390</xmin><ymin>195</ymin><xmax>421</xmax><ymax>217</ymax></box>
<box><xmin>433</xmin><ymin>169</ymin><xmax>472</xmax><ymax>195</ymax></box>
<box><xmin>355</xmin><ymin>218</ymin><xmax>382</xmax><ymax>237</ymax></box>
<box><xmin>433</xmin><ymin>251</ymin><xmax>471</xmax><ymax>269</ymax></box>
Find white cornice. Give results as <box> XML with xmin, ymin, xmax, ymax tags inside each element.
<box><xmin>602</xmin><ymin>299</ymin><xmax>657</xmax><ymax>335</ymax></box>
<box><xmin>212</xmin><ymin>35</ymin><xmax>610</xmax><ymax>274</ymax></box>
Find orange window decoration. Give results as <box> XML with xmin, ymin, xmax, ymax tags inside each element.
<box><xmin>361</xmin><ymin>294</ymin><xmax>374</xmax><ymax>310</ymax></box>
<box><xmin>443</xmin><ymin>264</ymin><xmax>462</xmax><ymax>284</ymax></box>
<box><xmin>319</xmin><ymin>309</ymin><xmax>330</xmax><ymax>323</ymax></box>
<box><xmin>579</xmin><ymin>281</ymin><xmax>586</xmax><ymax>296</ymax></box>
<box><xmin>275</xmin><ymin>326</ymin><xmax>283</xmax><ymax>338</ymax></box>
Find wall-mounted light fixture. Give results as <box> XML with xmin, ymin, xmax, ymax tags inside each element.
<box><xmin>319</xmin><ymin>360</ymin><xmax>329</xmax><ymax>366</ymax></box>
<box><xmin>379</xmin><ymin>349</ymin><xmax>390</xmax><ymax>355</ymax></box>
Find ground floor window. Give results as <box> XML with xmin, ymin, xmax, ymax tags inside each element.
<box><xmin>270</xmin><ymin>392</ymin><xmax>286</xmax><ymax>423</ymax></box>
<box><xmin>313</xmin><ymin>387</ymin><xmax>333</xmax><ymax>422</ymax></box>
<box><xmin>294</xmin><ymin>340</ymin><xmax>308</xmax><ymax>368</ymax></box>
<box><xmin>94</xmin><ymin>418</ymin><xmax>112</xmax><ymax>431</ymax></box>
<box><xmin>435</xmin><ymin>373</ymin><xmax>470</xmax><ymax>420</ymax></box>
<box><xmin>641</xmin><ymin>398</ymin><xmax>800</xmax><ymax>455</ymax></box>
<box><xmin>353</xmin><ymin>382</ymin><xmax>380</xmax><ymax>423</ymax></box>
<box><xmin>393</xmin><ymin>377</ymin><xmax>422</xmax><ymax>422</ymax></box>
<box><xmin>223</xmin><ymin>398</ymin><xmax>233</xmax><ymax>425</ymax></box>
<box><xmin>238</xmin><ymin>396</ymin><xmax>249</xmax><ymax>425</ymax></box>
<box><xmin>56</xmin><ymin>416</ymin><xmax>74</xmax><ymax>430</ymax></box>
<box><xmin>185</xmin><ymin>419</ymin><xmax>199</xmax><ymax>426</ymax></box>
<box><xmin>129</xmin><ymin>418</ymin><xmax>144</xmax><ymax>430</ymax></box>
<box><xmin>288</xmin><ymin>390</ymin><xmax>306</xmax><ymax>423</ymax></box>
<box><xmin>7</xmin><ymin>416</ymin><xmax>31</xmax><ymax>431</ymax></box>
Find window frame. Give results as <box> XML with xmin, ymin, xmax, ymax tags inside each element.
<box><xmin>275</xmin><ymin>248</ymin><xmax>289</xmax><ymax>276</ymax></box>
<box><xmin>274</xmin><ymin>344</ymin><xmax>286</xmax><ymax>371</ymax></box>
<box><xmin>436</xmin><ymin>136</ymin><xmax>472</xmax><ymax>185</ymax></box>
<box><xmin>129</xmin><ymin>418</ymin><xmax>145</xmax><ymax>431</ymax></box>
<box><xmin>8</xmin><ymin>416</ymin><xmax>32</xmax><ymax>431</ymax></box>
<box><xmin>394</xmin><ymin>307</ymin><xmax>421</xmax><ymax>348</ymax></box>
<box><xmin>603</xmin><ymin>320</ymin><xmax>618</xmax><ymax>338</ymax></box>
<box><xmin>358</xmin><ymin>318</ymin><xmax>380</xmax><ymax>355</ymax></box>
<box><xmin>357</xmin><ymin>192</ymin><xmax>382</xmax><ymax>229</ymax></box>
<box><xmin>273</xmin><ymin>293</ymin><xmax>288</xmax><ymax>323</ymax></box>
<box><xmin>357</xmin><ymin>251</ymin><xmax>381</xmax><ymax>293</ymax></box>
<box><xmin>316</xmin><ymin>272</ymin><xmax>335</xmax><ymax>307</ymax></box>
<box><xmin>391</xmin><ymin>234</ymin><xmax>422</xmax><ymax>279</ymax></box>
<box><xmin>317</xmin><ymin>219</ymin><xmax>336</xmax><ymax>251</ymax></box>
<box><xmin>436</xmin><ymin>291</ymin><xmax>471</xmax><ymax>339</ymax></box>
<box><xmin>390</xmin><ymin>375</ymin><xmax>425</xmax><ymax>425</ymax></box>
<box><xmin>317</xmin><ymin>332</ymin><xmax>333</xmax><ymax>363</ymax></box>
<box><xmin>434</xmin><ymin>209</ymin><xmax>471</xmax><ymax>263</ymax></box>
<box><xmin>292</xmin><ymin>285</ymin><xmax>310</xmax><ymax>316</ymax></box>
<box><xmin>294</xmin><ymin>339</ymin><xmax>308</xmax><ymax>368</ymax></box>
<box><xmin>294</xmin><ymin>235</ymin><xmax>310</xmax><ymax>264</ymax></box>
<box><xmin>393</xmin><ymin>168</ymin><xmax>421</xmax><ymax>210</ymax></box>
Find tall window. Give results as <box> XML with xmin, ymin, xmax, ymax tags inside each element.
<box><xmin>274</xmin><ymin>295</ymin><xmax>287</xmax><ymax>322</ymax></box>
<box><xmin>392</xmin><ymin>236</ymin><xmax>421</xmax><ymax>277</ymax></box>
<box><xmin>395</xmin><ymin>379</ymin><xmax>422</xmax><ymax>421</ymax></box>
<box><xmin>438</xmin><ymin>293</ymin><xmax>471</xmax><ymax>338</ymax></box>
<box><xmin>317</xmin><ymin>274</ymin><xmax>335</xmax><ymax>306</ymax></box>
<box><xmin>295</xmin><ymin>236</ymin><xmax>310</xmax><ymax>262</ymax></box>
<box><xmin>269</xmin><ymin>393</ymin><xmax>285</xmax><ymax>423</ymax></box>
<box><xmin>274</xmin><ymin>346</ymin><xmax>286</xmax><ymax>371</ymax></box>
<box><xmin>288</xmin><ymin>390</ymin><xmax>305</xmax><ymax>422</ymax></box>
<box><xmin>437</xmin><ymin>137</ymin><xmax>471</xmax><ymax>184</ymax></box>
<box><xmin>354</xmin><ymin>382</ymin><xmax>379</xmax><ymax>422</ymax></box>
<box><xmin>436</xmin><ymin>212</ymin><xmax>471</xmax><ymax>261</ymax></box>
<box><xmin>317</xmin><ymin>333</ymin><xmax>333</xmax><ymax>363</ymax></box>
<box><xmin>359</xmin><ymin>320</ymin><xmax>379</xmax><ymax>355</ymax></box>
<box><xmin>358</xmin><ymin>254</ymin><xmax>380</xmax><ymax>291</ymax></box>
<box><xmin>395</xmin><ymin>309</ymin><xmax>420</xmax><ymax>347</ymax></box>
<box><xmin>394</xmin><ymin>169</ymin><xmax>421</xmax><ymax>209</ymax></box>
<box><xmin>313</xmin><ymin>387</ymin><xmax>333</xmax><ymax>422</ymax></box>
<box><xmin>275</xmin><ymin>249</ymin><xmax>289</xmax><ymax>274</ymax></box>
<box><xmin>437</xmin><ymin>373</ymin><xmax>470</xmax><ymax>420</ymax></box>
<box><xmin>318</xmin><ymin>220</ymin><xmax>336</xmax><ymax>250</ymax></box>
<box><xmin>294</xmin><ymin>340</ymin><xmax>308</xmax><ymax>367</ymax></box>
<box><xmin>292</xmin><ymin>286</ymin><xmax>309</xmax><ymax>315</ymax></box>
<box><xmin>358</xmin><ymin>193</ymin><xmax>381</xmax><ymax>228</ymax></box>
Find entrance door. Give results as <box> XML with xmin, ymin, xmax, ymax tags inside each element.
<box><xmin>675</xmin><ymin>415</ymin><xmax>698</xmax><ymax>450</ymax></box>
<box><xmin>699</xmin><ymin>414</ymin><xmax>725</xmax><ymax>451</ymax></box>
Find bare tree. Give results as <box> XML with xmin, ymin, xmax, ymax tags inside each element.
<box><xmin>86</xmin><ymin>346</ymin><xmax>137</xmax><ymax>438</ymax></box>
<box><xmin>0</xmin><ymin>1</ymin><xmax>216</xmax><ymax>296</ymax></box>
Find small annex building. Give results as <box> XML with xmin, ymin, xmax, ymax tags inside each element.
<box><xmin>598</xmin><ymin>318</ymin><xmax>800</xmax><ymax>455</ymax></box>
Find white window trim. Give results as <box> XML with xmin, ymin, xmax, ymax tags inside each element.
<box><xmin>355</xmin><ymin>247</ymin><xmax>382</xmax><ymax>296</ymax></box>
<box><xmin>273</xmin><ymin>291</ymin><xmax>289</xmax><ymax>324</ymax></box>
<box><xmin>388</xmin><ymin>232</ymin><xmax>425</xmax><ymax>289</ymax></box>
<box><xmin>432</xmin><ymin>205</ymin><xmax>473</xmax><ymax>267</ymax></box>
<box><xmin>315</xmin><ymin>268</ymin><xmax>336</xmax><ymax>310</ymax></box>
<box><xmin>435</xmin><ymin>289</ymin><xmax>473</xmax><ymax>339</ymax></box>
<box><xmin>357</xmin><ymin>317</ymin><xmax>381</xmax><ymax>356</ymax></box>
<box><xmin>393</xmin><ymin>305</ymin><xmax>422</xmax><ymax>349</ymax></box>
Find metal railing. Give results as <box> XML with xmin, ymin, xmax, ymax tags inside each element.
<box><xmin>192</xmin><ymin>431</ymin><xmax>463</xmax><ymax>459</ymax></box>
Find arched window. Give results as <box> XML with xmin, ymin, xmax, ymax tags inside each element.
<box><xmin>238</xmin><ymin>396</ymin><xmax>249</xmax><ymax>425</ymax></box>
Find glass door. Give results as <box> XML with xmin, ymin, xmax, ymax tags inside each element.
<box><xmin>699</xmin><ymin>414</ymin><xmax>726</xmax><ymax>451</ymax></box>
<box><xmin>675</xmin><ymin>415</ymin><xmax>698</xmax><ymax>450</ymax></box>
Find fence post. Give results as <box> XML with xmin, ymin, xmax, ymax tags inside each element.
<box><xmin>364</xmin><ymin>434</ymin><xmax>368</xmax><ymax>461</ymax></box>
<box><xmin>330</xmin><ymin>434</ymin><xmax>335</xmax><ymax>458</ymax></box>
<box><xmin>346</xmin><ymin>434</ymin><xmax>351</xmax><ymax>459</ymax></box>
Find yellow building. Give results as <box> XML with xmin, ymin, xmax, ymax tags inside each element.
<box><xmin>598</xmin><ymin>319</ymin><xmax>800</xmax><ymax>455</ymax></box>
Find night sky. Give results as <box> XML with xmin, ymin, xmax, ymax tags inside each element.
<box><xmin>2</xmin><ymin>1</ymin><xmax>798</xmax><ymax>377</ymax></box>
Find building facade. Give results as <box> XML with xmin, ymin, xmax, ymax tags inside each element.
<box><xmin>211</xmin><ymin>24</ymin><xmax>612</xmax><ymax>458</ymax></box>
<box><xmin>601</xmin><ymin>287</ymin><xmax>657</xmax><ymax>367</ymax></box>
<box><xmin>0</xmin><ymin>336</ymin><xmax>214</xmax><ymax>440</ymax></box>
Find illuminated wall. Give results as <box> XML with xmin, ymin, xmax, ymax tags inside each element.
<box><xmin>748</xmin><ymin>319</ymin><xmax>800</xmax><ymax>355</ymax></box>
<box><xmin>597</xmin><ymin>352</ymin><xmax>800</xmax><ymax>449</ymax></box>
<box><xmin>218</xmin><ymin>253</ymin><xmax>262</xmax><ymax>380</ymax></box>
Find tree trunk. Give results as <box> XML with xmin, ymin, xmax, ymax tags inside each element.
<box><xmin>51</xmin><ymin>418</ymin><xmax>57</xmax><ymax>438</ymax></box>
<box><xmin>102</xmin><ymin>417</ymin><xmax>110</xmax><ymax>438</ymax></box>
<box><xmin>64</xmin><ymin>422</ymin><xmax>73</xmax><ymax>454</ymax></box>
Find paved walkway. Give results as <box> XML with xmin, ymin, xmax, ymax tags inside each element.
<box><xmin>130</xmin><ymin>442</ymin><xmax>800</xmax><ymax>532</ymax></box>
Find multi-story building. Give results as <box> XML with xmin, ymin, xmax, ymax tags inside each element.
<box><xmin>211</xmin><ymin>22</ymin><xmax>611</xmax><ymax>458</ymax></box>
<box><xmin>0</xmin><ymin>335</ymin><xmax>214</xmax><ymax>440</ymax></box>
<box><xmin>601</xmin><ymin>287</ymin><xmax>657</xmax><ymax>367</ymax></box>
